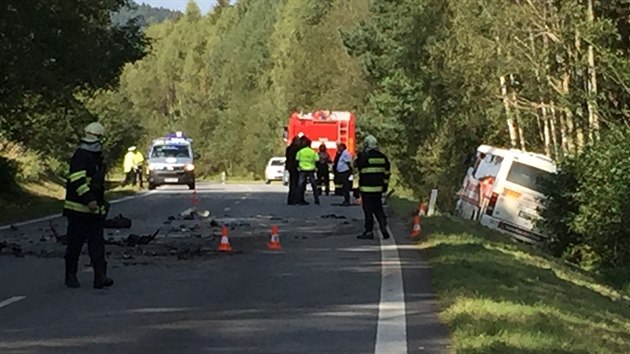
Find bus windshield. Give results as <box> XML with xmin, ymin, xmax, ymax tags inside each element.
<box><xmin>151</xmin><ymin>145</ymin><xmax>190</xmax><ymax>158</ymax></box>
<box><xmin>506</xmin><ymin>161</ymin><xmax>553</xmax><ymax>192</ymax></box>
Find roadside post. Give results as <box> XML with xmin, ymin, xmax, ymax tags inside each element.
<box><xmin>428</xmin><ymin>189</ymin><xmax>438</xmax><ymax>216</ymax></box>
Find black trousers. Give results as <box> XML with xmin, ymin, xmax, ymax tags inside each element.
<box><xmin>338</xmin><ymin>171</ymin><xmax>352</xmax><ymax>203</ymax></box>
<box><xmin>298</xmin><ymin>171</ymin><xmax>319</xmax><ymax>203</ymax></box>
<box><xmin>316</xmin><ymin>166</ymin><xmax>330</xmax><ymax>196</ymax></box>
<box><xmin>123</xmin><ymin>171</ymin><xmax>134</xmax><ymax>186</ymax></box>
<box><xmin>64</xmin><ymin>214</ymin><xmax>106</xmax><ymax>274</ymax></box>
<box><xmin>287</xmin><ymin>169</ymin><xmax>299</xmax><ymax>204</ymax></box>
<box><xmin>362</xmin><ymin>193</ymin><xmax>387</xmax><ymax>233</ymax></box>
<box><xmin>133</xmin><ymin>168</ymin><xmax>143</xmax><ymax>188</ymax></box>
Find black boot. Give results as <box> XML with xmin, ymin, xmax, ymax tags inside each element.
<box><xmin>93</xmin><ymin>261</ymin><xmax>114</xmax><ymax>289</ymax></box>
<box><xmin>64</xmin><ymin>258</ymin><xmax>80</xmax><ymax>288</ymax></box>
<box><xmin>357</xmin><ymin>231</ymin><xmax>375</xmax><ymax>240</ymax></box>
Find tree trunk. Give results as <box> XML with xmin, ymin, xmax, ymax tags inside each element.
<box><xmin>500</xmin><ymin>75</ymin><xmax>520</xmax><ymax>148</ymax></box>
<box><xmin>497</xmin><ymin>37</ymin><xmax>520</xmax><ymax>149</ymax></box>
<box><xmin>573</xmin><ymin>29</ymin><xmax>585</xmax><ymax>150</ymax></box>
<box><xmin>549</xmin><ymin>100</ymin><xmax>560</xmax><ymax>158</ymax></box>
<box><xmin>542</xmin><ymin>104</ymin><xmax>552</xmax><ymax>157</ymax></box>
<box><xmin>587</xmin><ymin>0</ymin><xmax>600</xmax><ymax>141</ymax></box>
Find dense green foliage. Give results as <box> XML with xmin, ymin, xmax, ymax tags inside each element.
<box><xmin>112</xmin><ymin>1</ymin><xmax>182</xmax><ymax>27</ymax></box>
<box><xmin>95</xmin><ymin>0</ymin><xmax>369</xmax><ymax>174</ymax></box>
<box><xmin>540</xmin><ymin>131</ymin><xmax>630</xmax><ymax>283</ymax></box>
<box><xmin>0</xmin><ymin>0</ymin><xmax>148</xmax><ymax>193</ymax></box>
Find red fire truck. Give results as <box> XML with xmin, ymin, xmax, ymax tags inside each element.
<box><xmin>283</xmin><ymin>110</ymin><xmax>357</xmax><ymax>158</ymax></box>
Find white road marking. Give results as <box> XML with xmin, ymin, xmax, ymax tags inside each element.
<box><xmin>0</xmin><ymin>296</ymin><xmax>26</xmax><ymax>309</ymax></box>
<box><xmin>108</xmin><ymin>191</ymin><xmax>154</xmax><ymax>205</ymax></box>
<box><xmin>375</xmin><ymin>227</ymin><xmax>408</xmax><ymax>354</ymax></box>
<box><xmin>0</xmin><ymin>191</ymin><xmax>155</xmax><ymax>231</ymax></box>
<box><xmin>223</xmin><ymin>207</ymin><xmax>231</xmax><ymax>212</ymax></box>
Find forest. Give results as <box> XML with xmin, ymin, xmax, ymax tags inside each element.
<box><xmin>1</xmin><ymin>0</ymin><xmax>629</xmax><ymax>276</ymax></box>
<box><xmin>111</xmin><ymin>1</ymin><xmax>182</xmax><ymax>27</ymax></box>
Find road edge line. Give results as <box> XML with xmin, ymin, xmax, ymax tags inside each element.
<box><xmin>375</xmin><ymin>226</ymin><xmax>408</xmax><ymax>354</ymax></box>
<box><xmin>0</xmin><ymin>296</ymin><xmax>26</xmax><ymax>309</ymax></box>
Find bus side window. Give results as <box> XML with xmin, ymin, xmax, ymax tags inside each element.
<box><xmin>472</xmin><ymin>153</ymin><xmax>486</xmax><ymax>178</ymax></box>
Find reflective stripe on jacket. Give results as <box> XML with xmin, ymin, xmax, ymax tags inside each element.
<box><xmin>356</xmin><ymin>149</ymin><xmax>391</xmax><ymax>194</ymax></box>
<box><xmin>63</xmin><ymin>144</ymin><xmax>107</xmax><ymax>217</ymax></box>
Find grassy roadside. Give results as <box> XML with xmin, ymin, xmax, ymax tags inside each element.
<box><xmin>390</xmin><ymin>197</ymin><xmax>630</xmax><ymax>354</ymax></box>
<box><xmin>0</xmin><ymin>179</ymin><xmax>143</xmax><ymax>226</ymax></box>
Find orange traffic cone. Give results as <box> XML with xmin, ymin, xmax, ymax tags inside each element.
<box><xmin>410</xmin><ymin>215</ymin><xmax>422</xmax><ymax>238</ymax></box>
<box><xmin>191</xmin><ymin>191</ymin><xmax>199</xmax><ymax>206</ymax></box>
<box><xmin>268</xmin><ymin>225</ymin><xmax>282</xmax><ymax>251</ymax></box>
<box><xmin>217</xmin><ymin>225</ymin><xmax>232</xmax><ymax>252</ymax></box>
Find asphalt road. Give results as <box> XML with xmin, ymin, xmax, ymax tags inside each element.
<box><xmin>0</xmin><ymin>183</ymin><xmax>449</xmax><ymax>354</ymax></box>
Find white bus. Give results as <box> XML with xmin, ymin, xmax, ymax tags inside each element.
<box><xmin>454</xmin><ymin>145</ymin><xmax>557</xmax><ymax>244</ymax></box>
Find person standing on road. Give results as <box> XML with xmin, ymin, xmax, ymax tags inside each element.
<box><xmin>122</xmin><ymin>146</ymin><xmax>136</xmax><ymax>186</ymax></box>
<box><xmin>63</xmin><ymin>122</ymin><xmax>114</xmax><ymax>289</ymax></box>
<box><xmin>316</xmin><ymin>143</ymin><xmax>332</xmax><ymax>197</ymax></box>
<box><xmin>296</xmin><ymin>137</ymin><xmax>320</xmax><ymax>205</ymax></box>
<box><xmin>356</xmin><ymin>135</ymin><xmax>391</xmax><ymax>240</ymax></box>
<box><xmin>285</xmin><ymin>136</ymin><xmax>301</xmax><ymax>205</ymax></box>
<box><xmin>335</xmin><ymin>143</ymin><xmax>353</xmax><ymax>206</ymax></box>
<box><xmin>132</xmin><ymin>148</ymin><xmax>145</xmax><ymax>188</ymax></box>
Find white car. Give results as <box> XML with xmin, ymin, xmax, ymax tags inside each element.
<box><xmin>265</xmin><ymin>157</ymin><xmax>286</xmax><ymax>184</ymax></box>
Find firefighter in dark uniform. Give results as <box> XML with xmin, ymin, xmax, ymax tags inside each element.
<box><xmin>285</xmin><ymin>136</ymin><xmax>301</xmax><ymax>205</ymax></box>
<box><xmin>63</xmin><ymin>122</ymin><xmax>114</xmax><ymax>289</ymax></box>
<box><xmin>356</xmin><ymin>135</ymin><xmax>391</xmax><ymax>240</ymax></box>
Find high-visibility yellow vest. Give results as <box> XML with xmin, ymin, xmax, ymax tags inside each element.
<box><xmin>123</xmin><ymin>152</ymin><xmax>135</xmax><ymax>173</ymax></box>
<box><xmin>296</xmin><ymin>147</ymin><xmax>318</xmax><ymax>171</ymax></box>
<box><xmin>133</xmin><ymin>151</ymin><xmax>144</xmax><ymax>165</ymax></box>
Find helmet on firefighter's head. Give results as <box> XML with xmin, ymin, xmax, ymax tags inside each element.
<box><xmin>128</xmin><ymin>146</ymin><xmax>136</xmax><ymax>152</ymax></box>
<box><xmin>83</xmin><ymin>122</ymin><xmax>105</xmax><ymax>143</ymax></box>
<box><xmin>364</xmin><ymin>135</ymin><xmax>378</xmax><ymax>149</ymax></box>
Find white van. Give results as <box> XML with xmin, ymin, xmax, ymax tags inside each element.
<box><xmin>454</xmin><ymin>145</ymin><xmax>557</xmax><ymax>244</ymax></box>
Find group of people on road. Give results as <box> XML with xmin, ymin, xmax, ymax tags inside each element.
<box><xmin>285</xmin><ymin>134</ymin><xmax>391</xmax><ymax>240</ymax></box>
<box><xmin>60</xmin><ymin>123</ymin><xmax>391</xmax><ymax>291</ymax></box>
<box><xmin>285</xmin><ymin>136</ymin><xmax>352</xmax><ymax>206</ymax></box>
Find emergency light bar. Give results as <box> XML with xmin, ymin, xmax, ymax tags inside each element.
<box><xmin>155</xmin><ymin>131</ymin><xmax>193</xmax><ymax>144</ymax></box>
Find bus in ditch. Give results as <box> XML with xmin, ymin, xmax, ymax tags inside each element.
<box><xmin>454</xmin><ymin>144</ymin><xmax>557</xmax><ymax>244</ymax></box>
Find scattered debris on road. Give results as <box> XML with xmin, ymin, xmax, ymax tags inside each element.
<box><xmin>1</xmin><ymin>205</ymin><xmax>362</xmax><ymax>263</ymax></box>
<box><xmin>321</xmin><ymin>214</ymin><xmax>347</xmax><ymax>219</ymax></box>
<box><xmin>106</xmin><ymin>229</ymin><xmax>160</xmax><ymax>247</ymax></box>
<box><xmin>48</xmin><ymin>221</ymin><xmax>68</xmax><ymax>245</ymax></box>
<box><xmin>104</xmin><ymin>214</ymin><xmax>132</xmax><ymax>229</ymax></box>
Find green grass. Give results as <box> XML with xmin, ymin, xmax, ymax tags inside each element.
<box><xmin>390</xmin><ymin>197</ymin><xmax>630</xmax><ymax>354</ymax></box>
<box><xmin>0</xmin><ymin>179</ymin><xmax>142</xmax><ymax>226</ymax></box>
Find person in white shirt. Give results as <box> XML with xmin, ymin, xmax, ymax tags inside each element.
<box><xmin>334</xmin><ymin>143</ymin><xmax>353</xmax><ymax>205</ymax></box>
